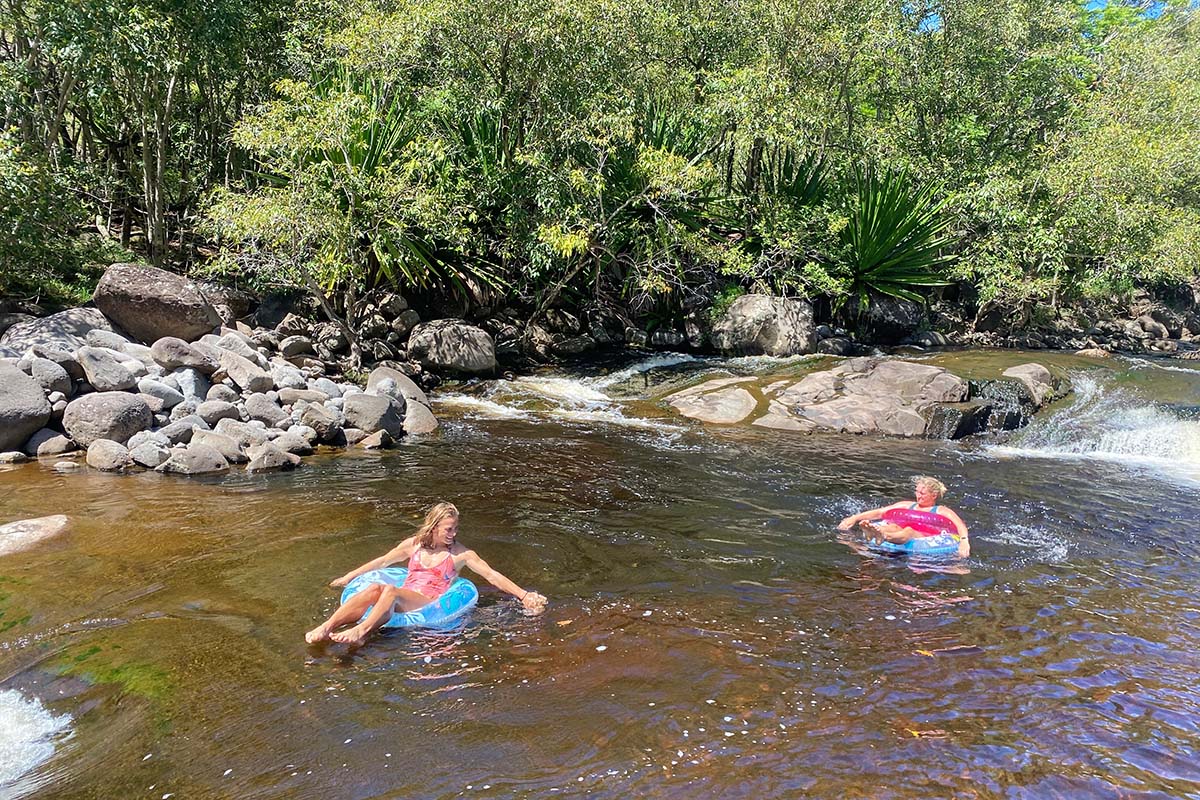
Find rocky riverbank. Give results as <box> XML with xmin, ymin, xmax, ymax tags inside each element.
<box><xmin>0</xmin><ymin>263</ymin><xmax>504</xmax><ymax>475</ymax></box>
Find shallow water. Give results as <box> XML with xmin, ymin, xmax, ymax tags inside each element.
<box><xmin>2</xmin><ymin>350</ymin><xmax>1200</xmax><ymax>799</ymax></box>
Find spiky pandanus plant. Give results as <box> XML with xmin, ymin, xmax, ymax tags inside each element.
<box><xmin>840</xmin><ymin>167</ymin><xmax>956</xmax><ymax>310</ymax></box>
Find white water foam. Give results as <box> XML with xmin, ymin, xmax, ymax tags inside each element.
<box><xmin>987</xmin><ymin>373</ymin><xmax>1200</xmax><ymax>482</ymax></box>
<box><xmin>1126</xmin><ymin>356</ymin><xmax>1200</xmax><ymax>375</ymax></box>
<box><xmin>0</xmin><ymin>689</ymin><xmax>72</xmax><ymax>788</ymax></box>
<box><xmin>988</xmin><ymin>522</ymin><xmax>1072</xmax><ymax>563</ymax></box>
<box><xmin>435</xmin><ymin>393</ymin><xmax>532</xmax><ymax>419</ymax></box>
<box><xmin>587</xmin><ymin>353</ymin><xmax>698</xmax><ymax>388</ymax></box>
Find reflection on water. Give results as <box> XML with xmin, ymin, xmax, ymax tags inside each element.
<box><xmin>1</xmin><ymin>351</ymin><xmax>1199</xmax><ymax>798</ymax></box>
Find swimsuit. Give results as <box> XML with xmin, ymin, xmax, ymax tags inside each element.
<box><xmin>401</xmin><ymin>550</ymin><xmax>457</xmax><ymax>600</ymax></box>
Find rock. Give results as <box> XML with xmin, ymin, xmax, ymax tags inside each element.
<box><xmin>86</xmin><ymin>439</ymin><xmax>131</xmax><ymax>471</ymax></box>
<box><xmin>816</xmin><ymin>337</ymin><xmax>855</xmax><ymax>356</ymax></box>
<box><xmin>0</xmin><ymin>307</ymin><xmax>116</xmax><ymax>353</ymax></box>
<box><xmin>190</xmin><ymin>430</ymin><xmax>248</xmax><ymax>463</ymax></box>
<box><xmin>342</xmin><ymin>427</ymin><xmax>368</xmax><ymax>445</ymax></box>
<box><xmin>310</xmin><ymin>377</ymin><xmax>343</xmax><ymax>398</ymax></box>
<box><xmin>1138</xmin><ymin>314</ymin><xmax>1170</xmax><ymax>339</ymax></box>
<box><xmin>137</xmin><ymin>378</ymin><xmax>185</xmax><ymax>409</ymax></box>
<box><xmin>127</xmin><ymin>430</ymin><xmax>170</xmax><ymax>450</ymax></box>
<box><xmin>1075</xmin><ymin>347</ymin><xmax>1112</xmax><ymax>359</ymax></box>
<box><xmin>856</xmin><ymin>360</ymin><xmax>967</xmax><ymax>404</ymax></box>
<box><xmin>359</xmin><ymin>429</ymin><xmax>394</xmax><ymax>449</ymax></box>
<box><xmin>29</xmin><ymin>357</ymin><xmax>72</xmax><ymax>396</ymax></box>
<box><xmin>156</xmin><ymin>443</ymin><xmax>230</xmax><ymax>475</ymax></box>
<box><xmin>856</xmin><ymin>295</ymin><xmax>924</xmax><ymax>344</ymax></box>
<box><xmin>1002</xmin><ymin>363</ymin><xmax>1054</xmax><ymax>407</ymax></box>
<box><xmin>407</xmin><ymin>319</ymin><xmax>497</xmax><ymax>374</ymax></box>
<box><xmin>278</xmin><ymin>335</ymin><xmax>314</xmax><ymax>357</ymax></box>
<box><xmin>911</xmin><ymin>331</ymin><xmax>952</xmax><ymax>347</ymax></box>
<box><xmin>270</xmin><ymin>362</ymin><xmax>306</xmax><ymax>391</ymax></box>
<box><xmin>0</xmin><ymin>363</ymin><xmax>52</xmax><ymax>450</ymax></box>
<box><xmin>196</xmin><ymin>400</ymin><xmax>240</xmax><ymax>427</ymax></box>
<box><xmin>710</xmin><ymin>295</ymin><xmax>815</xmax><ymax>356</ymax></box>
<box><xmin>366</xmin><ymin>366</ymin><xmax>430</xmax><ymax>408</ymax></box>
<box><xmin>300</xmin><ymin>403</ymin><xmax>340</xmax><ymax>442</ymax></box>
<box><xmin>150</xmin><ymin>336</ymin><xmax>220</xmax><ymax>373</ymax></box>
<box><xmin>403</xmin><ymin>401</ymin><xmax>439</xmax><ymax>435</ymax></box>
<box><xmin>173</xmin><ymin>367</ymin><xmax>212</xmax><ymax>401</ymax></box>
<box><xmin>251</xmin><ymin>329</ymin><xmax>281</xmax><ymax>351</ymax></box>
<box><xmin>922</xmin><ymin>401</ymin><xmax>993</xmax><ymax>439</ymax></box>
<box><xmin>279</xmin><ymin>387</ymin><xmax>329</xmax><ymax>405</ymax></box>
<box><xmin>75</xmin><ymin>346</ymin><xmax>138</xmax><ymax>392</ymax></box>
<box><xmin>22</xmin><ymin>428</ymin><xmax>77</xmax><ymax>457</ymax></box>
<box><xmin>30</xmin><ymin>346</ymin><xmax>83</xmax><ymax>381</ymax></box>
<box><xmin>392</xmin><ymin>309</ymin><xmax>421</xmax><ymax>338</ymax></box>
<box><xmin>206</xmin><ymin>384</ymin><xmax>240</xmax><ymax>403</ymax></box>
<box><xmin>62</xmin><ymin>392</ymin><xmax>153</xmax><ymax>446</ymax></box>
<box><xmin>0</xmin><ymin>451</ymin><xmax>27</xmax><ymax>463</ymax></box>
<box><xmin>313</xmin><ymin>322</ymin><xmax>349</xmax><ymax>359</ymax></box>
<box><xmin>244</xmin><ymin>393</ymin><xmax>288</xmax><ymax>427</ymax></box>
<box><xmin>0</xmin><ymin>312</ymin><xmax>34</xmax><ymax>337</ymax></box>
<box><xmin>218</xmin><ymin>350</ymin><xmax>273</xmax><ymax>394</ymax></box>
<box><xmin>92</xmin><ymin>262</ymin><xmax>221</xmax><ymax>343</ymax></box>
<box><xmin>0</xmin><ymin>515</ymin><xmax>70</xmax><ymax>557</ymax></box>
<box><xmin>274</xmin><ymin>431</ymin><xmax>315</xmax><ymax>455</ymax></box>
<box><xmin>665</xmin><ymin>378</ymin><xmax>759</xmax><ymax>424</ymax></box>
<box><xmin>159</xmin><ymin>416</ymin><xmax>209</xmax><ymax>445</ymax></box>
<box><xmin>129</xmin><ymin>441</ymin><xmax>171</xmax><ymax>468</ymax></box>
<box><xmin>246</xmin><ymin>441</ymin><xmax>300</xmax><ymax>472</ymax></box>
<box><xmin>213</xmin><ymin>418</ymin><xmax>271</xmax><ymax>449</ymax></box>
<box><xmin>86</xmin><ymin>329</ymin><xmax>132</xmax><ymax>351</ymax></box>
<box><xmin>52</xmin><ymin>461</ymin><xmax>82</xmax><ymax>473</ymax></box>
<box><xmin>136</xmin><ymin>392</ymin><xmax>166</xmax><ymax>415</ymax></box>
<box><xmin>273</xmin><ymin>312</ymin><xmax>310</xmax><ymax>337</ymax></box>
<box><xmin>342</xmin><ymin>393</ymin><xmax>405</xmax><ymax>438</ymax></box>
<box><xmin>650</xmin><ymin>329</ymin><xmax>685</xmax><ymax>348</ymax></box>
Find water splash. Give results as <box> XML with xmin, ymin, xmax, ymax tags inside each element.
<box><xmin>988</xmin><ymin>372</ymin><xmax>1200</xmax><ymax>481</ymax></box>
<box><xmin>0</xmin><ymin>690</ymin><xmax>72</xmax><ymax>789</ymax></box>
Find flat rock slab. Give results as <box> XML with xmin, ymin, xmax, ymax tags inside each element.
<box><xmin>0</xmin><ymin>307</ymin><xmax>115</xmax><ymax>353</ymax></box>
<box><xmin>666</xmin><ymin>379</ymin><xmax>759</xmax><ymax>424</ymax></box>
<box><xmin>0</xmin><ymin>515</ymin><xmax>69</xmax><ymax>557</ymax></box>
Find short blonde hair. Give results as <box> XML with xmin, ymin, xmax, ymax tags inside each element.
<box><xmin>416</xmin><ymin>502</ymin><xmax>459</xmax><ymax>548</ymax></box>
<box><xmin>913</xmin><ymin>476</ymin><xmax>947</xmax><ymax>498</ymax></box>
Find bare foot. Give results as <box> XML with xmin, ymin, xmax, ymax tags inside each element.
<box><xmin>305</xmin><ymin>622</ymin><xmax>334</xmax><ymax>644</ymax></box>
<box><xmin>858</xmin><ymin>520</ymin><xmax>883</xmax><ymax>543</ymax></box>
<box><xmin>330</xmin><ymin>625</ymin><xmax>370</xmax><ymax>646</ymax></box>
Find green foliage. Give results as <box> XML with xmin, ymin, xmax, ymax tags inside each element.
<box><xmin>839</xmin><ymin>168</ymin><xmax>955</xmax><ymax>308</ymax></box>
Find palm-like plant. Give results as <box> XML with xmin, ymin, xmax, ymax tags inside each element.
<box><xmin>841</xmin><ymin>167</ymin><xmax>955</xmax><ymax>308</ymax></box>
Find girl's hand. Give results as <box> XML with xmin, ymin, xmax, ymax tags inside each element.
<box><xmin>521</xmin><ymin>591</ymin><xmax>547</xmax><ymax>614</ymax></box>
<box><xmin>329</xmin><ymin>575</ymin><xmax>351</xmax><ymax>588</ymax></box>
<box><xmin>837</xmin><ymin>516</ymin><xmax>856</xmax><ymax>531</ymax></box>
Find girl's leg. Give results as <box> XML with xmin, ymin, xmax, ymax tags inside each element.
<box><xmin>880</xmin><ymin>525</ymin><xmax>920</xmax><ymax>545</ymax></box>
<box><xmin>330</xmin><ymin>587</ymin><xmax>433</xmax><ymax>646</ymax></box>
<box><xmin>305</xmin><ymin>583</ymin><xmax>386</xmax><ymax>643</ymax></box>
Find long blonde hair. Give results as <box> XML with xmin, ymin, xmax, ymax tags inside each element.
<box><xmin>416</xmin><ymin>502</ymin><xmax>459</xmax><ymax>549</ymax></box>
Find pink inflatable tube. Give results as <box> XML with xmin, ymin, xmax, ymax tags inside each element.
<box><xmin>881</xmin><ymin>508</ymin><xmax>957</xmax><ymax>537</ymax></box>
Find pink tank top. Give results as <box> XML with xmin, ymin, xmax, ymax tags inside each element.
<box><xmin>401</xmin><ymin>550</ymin><xmax>456</xmax><ymax>599</ymax></box>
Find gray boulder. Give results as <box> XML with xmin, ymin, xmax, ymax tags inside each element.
<box><xmin>270</xmin><ymin>363</ymin><xmax>306</xmax><ymax>390</ymax></box>
<box><xmin>343</xmin><ymin>393</ymin><xmax>405</xmax><ymax>437</ymax></box>
<box><xmin>159</xmin><ymin>415</ymin><xmax>209</xmax><ymax>445</ymax></box>
<box><xmin>300</xmin><ymin>403</ymin><xmax>340</xmax><ymax>442</ymax></box>
<box><xmin>150</xmin><ymin>336</ymin><xmax>220</xmax><ymax>373</ymax></box>
<box><xmin>129</xmin><ymin>441</ymin><xmax>171</xmax><ymax>468</ymax></box>
<box><xmin>156</xmin><ymin>443</ymin><xmax>230</xmax><ymax>475</ymax></box>
<box><xmin>310</xmin><ymin>377</ymin><xmax>343</xmax><ymax>398</ymax></box>
<box><xmin>0</xmin><ymin>307</ymin><xmax>116</xmax><ymax>353</ymax></box>
<box><xmin>0</xmin><ymin>514</ymin><xmax>70</xmax><ymax>557</ymax></box>
<box><xmin>22</xmin><ymin>428</ymin><xmax>77</xmax><ymax>457</ymax></box>
<box><xmin>137</xmin><ymin>378</ymin><xmax>185</xmax><ymax>409</ymax></box>
<box><xmin>403</xmin><ymin>401</ymin><xmax>439</xmax><ymax>435</ymax></box>
<box><xmin>279</xmin><ymin>335</ymin><xmax>314</xmax><ymax>357</ymax></box>
<box><xmin>62</xmin><ymin>392</ymin><xmax>154</xmax><ymax>446</ymax></box>
<box><xmin>197</xmin><ymin>400</ymin><xmax>240</xmax><ymax>427</ymax></box>
<box><xmin>190</xmin><ymin>429</ymin><xmax>248</xmax><ymax>463</ymax></box>
<box><xmin>244</xmin><ymin>393</ymin><xmax>288</xmax><ymax>427</ymax></box>
<box><xmin>206</xmin><ymin>384</ymin><xmax>240</xmax><ymax>403</ymax></box>
<box><xmin>246</xmin><ymin>441</ymin><xmax>300</xmax><ymax>472</ymax></box>
<box><xmin>218</xmin><ymin>350</ymin><xmax>273</xmax><ymax>394</ymax></box>
<box><xmin>710</xmin><ymin>295</ymin><xmax>815</xmax><ymax>356</ymax></box>
<box><xmin>172</xmin><ymin>367</ymin><xmax>212</xmax><ymax>401</ymax></box>
<box><xmin>665</xmin><ymin>378</ymin><xmax>759</xmax><ymax>424</ymax></box>
<box><xmin>213</xmin><ymin>418</ymin><xmax>271</xmax><ymax>450</ymax></box>
<box><xmin>359</xmin><ymin>429</ymin><xmax>394</xmax><ymax>449</ymax></box>
<box><xmin>92</xmin><ymin>262</ymin><xmax>221</xmax><ymax>343</ymax></box>
<box><xmin>86</xmin><ymin>329</ymin><xmax>132</xmax><ymax>351</ymax></box>
<box><xmin>273</xmin><ymin>431</ymin><xmax>315</xmax><ymax>455</ymax></box>
<box><xmin>30</xmin><ymin>346</ymin><xmax>83</xmax><ymax>381</ymax></box>
<box><xmin>366</xmin><ymin>366</ymin><xmax>429</xmax><ymax>408</ymax></box>
<box><xmin>75</xmin><ymin>346</ymin><xmax>138</xmax><ymax>392</ymax></box>
<box><xmin>86</xmin><ymin>439</ymin><xmax>131</xmax><ymax>471</ymax></box>
<box><xmin>29</xmin><ymin>358</ymin><xmax>72</xmax><ymax>396</ymax></box>
<box><xmin>1002</xmin><ymin>363</ymin><xmax>1055</xmax><ymax>407</ymax></box>
<box><xmin>407</xmin><ymin>319</ymin><xmax>497</xmax><ymax>374</ymax></box>
<box><xmin>0</xmin><ymin>363</ymin><xmax>53</xmax><ymax>450</ymax></box>
<box><xmin>279</xmin><ymin>388</ymin><xmax>328</xmax><ymax>405</ymax></box>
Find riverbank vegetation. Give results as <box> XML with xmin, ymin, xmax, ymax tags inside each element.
<box><xmin>2</xmin><ymin>0</ymin><xmax>1197</xmax><ymax>324</ymax></box>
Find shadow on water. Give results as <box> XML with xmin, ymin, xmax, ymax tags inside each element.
<box><xmin>1</xmin><ymin>351</ymin><xmax>1199</xmax><ymax>798</ymax></box>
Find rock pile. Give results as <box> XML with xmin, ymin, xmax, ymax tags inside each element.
<box><xmin>665</xmin><ymin>357</ymin><xmax>1066</xmax><ymax>439</ymax></box>
<box><xmin>0</xmin><ymin>263</ymin><xmax>470</xmax><ymax>475</ymax></box>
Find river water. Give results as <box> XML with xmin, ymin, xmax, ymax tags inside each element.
<box><xmin>2</xmin><ymin>350</ymin><xmax>1199</xmax><ymax>799</ymax></box>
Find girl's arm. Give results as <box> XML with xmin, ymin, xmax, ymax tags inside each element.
<box><xmin>460</xmin><ymin>549</ymin><xmax>547</xmax><ymax>613</ymax></box>
<box><xmin>838</xmin><ymin>503</ymin><xmax>901</xmax><ymax>530</ymax></box>
<box><xmin>941</xmin><ymin>508</ymin><xmax>969</xmax><ymax>538</ymax></box>
<box><xmin>329</xmin><ymin>536</ymin><xmax>419</xmax><ymax>587</ymax></box>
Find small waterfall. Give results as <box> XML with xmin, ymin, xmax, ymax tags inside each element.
<box><xmin>989</xmin><ymin>373</ymin><xmax>1200</xmax><ymax>478</ymax></box>
<box><xmin>0</xmin><ymin>689</ymin><xmax>72</xmax><ymax>790</ymax></box>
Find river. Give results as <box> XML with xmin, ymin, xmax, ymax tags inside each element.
<box><xmin>2</xmin><ymin>350</ymin><xmax>1199</xmax><ymax>799</ymax></box>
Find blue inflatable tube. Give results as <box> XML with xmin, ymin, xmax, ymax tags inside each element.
<box><xmin>869</xmin><ymin>532</ymin><xmax>961</xmax><ymax>558</ymax></box>
<box><xmin>339</xmin><ymin>567</ymin><xmax>478</xmax><ymax>630</ymax></box>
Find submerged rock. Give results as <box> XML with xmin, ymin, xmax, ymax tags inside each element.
<box><xmin>0</xmin><ymin>515</ymin><xmax>69</xmax><ymax>557</ymax></box>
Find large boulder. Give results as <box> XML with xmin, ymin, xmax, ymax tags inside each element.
<box><xmin>22</xmin><ymin>428</ymin><xmax>77</xmax><ymax>457</ymax></box>
<box><xmin>342</xmin><ymin>393</ymin><xmax>405</xmax><ymax>438</ymax></box>
<box><xmin>856</xmin><ymin>295</ymin><xmax>924</xmax><ymax>345</ymax></box>
<box><xmin>407</xmin><ymin>319</ymin><xmax>497</xmax><ymax>374</ymax></box>
<box><xmin>0</xmin><ymin>363</ymin><xmax>52</xmax><ymax>450</ymax></box>
<box><xmin>246</xmin><ymin>441</ymin><xmax>300</xmax><ymax>472</ymax></box>
<box><xmin>366</xmin><ymin>366</ymin><xmax>429</xmax><ymax>408</ymax></box>
<box><xmin>62</xmin><ymin>392</ymin><xmax>153</xmax><ymax>446</ymax></box>
<box><xmin>710</xmin><ymin>295</ymin><xmax>816</xmax><ymax>356</ymax></box>
<box><xmin>92</xmin><ymin>263</ymin><xmax>221</xmax><ymax>343</ymax></box>
<box><xmin>1</xmin><ymin>307</ymin><xmax>118</xmax><ymax>354</ymax></box>
<box><xmin>218</xmin><ymin>350</ymin><xmax>273</xmax><ymax>394</ymax></box>
<box><xmin>86</xmin><ymin>439</ymin><xmax>131</xmax><ymax>471</ymax></box>
<box><xmin>156</xmin><ymin>443</ymin><xmax>230</xmax><ymax>475</ymax></box>
<box><xmin>75</xmin><ymin>346</ymin><xmax>138</xmax><ymax>392</ymax></box>
<box><xmin>150</xmin><ymin>336</ymin><xmax>220</xmax><ymax>373</ymax></box>
<box><xmin>402</xmin><ymin>401</ymin><xmax>439</xmax><ymax>435</ymax></box>
<box><xmin>1002</xmin><ymin>363</ymin><xmax>1055</xmax><ymax>407</ymax></box>
<box><xmin>28</xmin><ymin>357</ymin><xmax>72</xmax><ymax>397</ymax></box>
